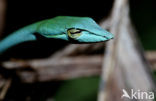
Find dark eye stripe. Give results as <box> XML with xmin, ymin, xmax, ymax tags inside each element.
<box><xmin>67</xmin><ymin>28</ymin><xmax>81</xmax><ymax>31</ymax></box>
<box><xmin>70</xmin><ymin>31</ymin><xmax>82</xmax><ymax>34</ymax></box>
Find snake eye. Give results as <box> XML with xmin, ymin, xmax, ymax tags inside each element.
<box><xmin>67</xmin><ymin>28</ymin><xmax>82</xmax><ymax>38</ymax></box>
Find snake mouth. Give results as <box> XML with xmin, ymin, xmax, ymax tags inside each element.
<box><xmin>103</xmin><ymin>36</ymin><xmax>110</xmax><ymax>40</ymax></box>
<box><xmin>93</xmin><ymin>32</ymin><xmax>114</xmax><ymax>42</ymax></box>
<box><xmin>86</xmin><ymin>30</ymin><xmax>114</xmax><ymax>41</ymax></box>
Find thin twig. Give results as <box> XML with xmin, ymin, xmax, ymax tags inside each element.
<box><xmin>0</xmin><ymin>78</ymin><xmax>12</xmax><ymax>101</ymax></box>
<box><xmin>0</xmin><ymin>0</ymin><xmax>6</xmax><ymax>38</ymax></box>
<box><xmin>2</xmin><ymin>55</ymin><xmax>103</xmax><ymax>82</ymax></box>
<box><xmin>98</xmin><ymin>0</ymin><xmax>155</xmax><ymax>101</ymax></box>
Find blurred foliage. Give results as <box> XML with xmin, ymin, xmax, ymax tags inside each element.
<box><xmin>130</xmin><ymin>0</ymin><xmax>156</xmax><ymax>50</ymax></box>
<box><xmin>54</xmin><ymin>76</ymin><xmax>100</xmax><ymax>101</ymax></box>
<box><xmin>54</xmin><ymin>1</ymin><xmax>156</xmax><ymax>100</ymax></box>
<box><xmin>53</xmin><ymin>1</ymin><xmax>156</xmax><ymax>101</ymax></box>
<box><xmin>3</xmin><ymin>0</ymin><xmax>156</xmax><ymax>101</ymax></box>
<box><xmin>153</xmin><ymin>71</ymin><xmax>156</xmax><ymax>81</ymax></box>
<box><xmin>4</xmin><ymin>76</ymin><xmax>100</xmax><ymax>101</ymax></box>
<box><xmin>130</xmin><ymin>1</ymin><xmax>156</xmax><ymax>97</ymax></box>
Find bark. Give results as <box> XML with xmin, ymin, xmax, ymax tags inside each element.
<box><xmin>98</xmin><ymin>0</ymin><xmax>156</xmax><ymax>101</ymax></box>
<box><xmin>0</xmin><ymin>0</ymin><xmax>6</xmax><ymax>38</ymax></box>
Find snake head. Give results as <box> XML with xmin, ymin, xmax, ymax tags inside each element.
<box><xmin>38</xmin><ymin>16</ymin><xmax>114</xmax><ymax>43</ymax></box>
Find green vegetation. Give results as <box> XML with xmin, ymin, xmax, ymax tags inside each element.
<box><xmin>130</xmin><ymin>0</ymin><xmax>156</xmax><ymax>50</ymax></box>
<box><xmin>54</xmin><ymin>76</ymin><xmax>100</xmax><ymax>101</ymax></box>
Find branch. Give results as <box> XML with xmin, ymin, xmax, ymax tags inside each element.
<box><xmin>2</xmin><ymin>55</ymin><xmax>103</xmax><ymax>83</ymax></box>
<box><xmin>146</xmin><ymin>51</ymin><xmax>156</xmax><ymax>70</ymax></box>
<box><xmin>98</xmin><ymin>0</ymin><xmax>156</xmax><ymax>101</ymax></box>
<box><xmin>0</xmin><ymin>0</ymin><xmax>6</xmax><ymax>38</ymax></box>
<box><xmin>0</xmin><ymin>78</ymin><xmax>12</xmax><ymax>101</ymax></box>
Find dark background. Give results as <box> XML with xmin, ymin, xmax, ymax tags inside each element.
<box><xmin>1</xmin><ymin>0</ymin><xmax>156</xmax><ymax>59</ymax></box>
<box><xmin>1</xmin><ymin>0</ymin><xmax>156</xmax><ymax>101</ymax></box>
<box><xmin>4</xmin><ymin>0</ymin><xmax>114</xmax><ymax>36</ymax></box>
<box><xmin>1</xmin><ymin>0</ymin><xmax>114</xmax><ymax>59</ymax></box>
